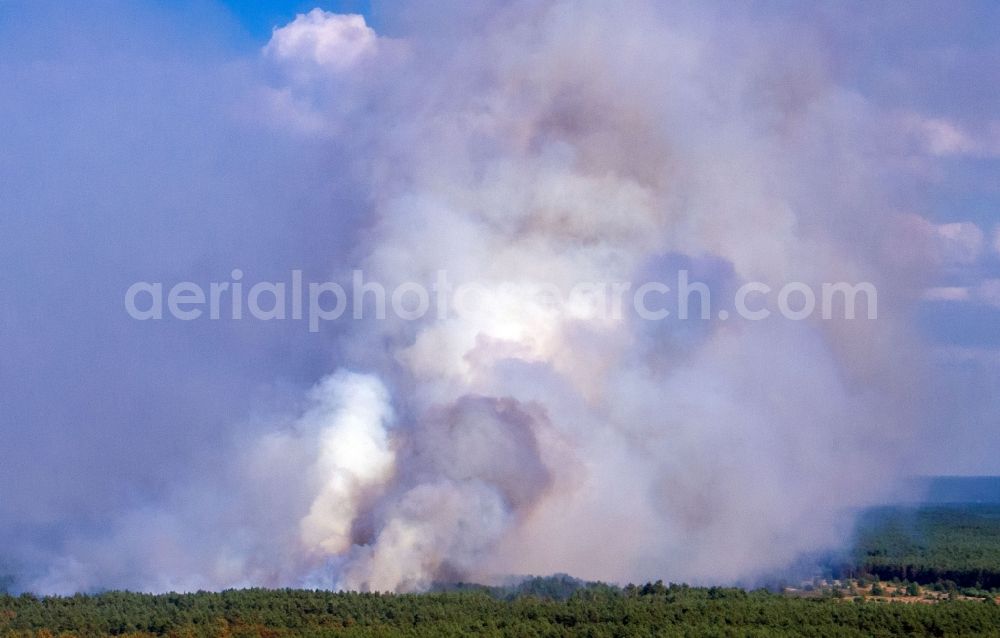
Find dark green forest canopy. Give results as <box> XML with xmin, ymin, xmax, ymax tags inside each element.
<box><xmin>851</xmin><ymin>505</ymin><xmax>1000</xmax><ymax>588</ymax></box>
<box><xmin>2</xmin><ymin>584</ymin><xmax>1000</xmax><ymax>638</ymax></box>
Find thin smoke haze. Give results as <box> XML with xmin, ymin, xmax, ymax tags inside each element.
<box><xmin>11</xmin><ymin>0</ymin><xmax>994</xmax><ymax>595</ymax></box>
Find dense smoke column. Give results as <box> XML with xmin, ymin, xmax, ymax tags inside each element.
<box><xmin>288</xmin><ymin>1</ymin><xmax>925</xmax><ymax>590</ymax></box>
<box><xmin>11</xmin><ymin>1</ymin><xmax>931</xmax><ymax>593</ymax></box>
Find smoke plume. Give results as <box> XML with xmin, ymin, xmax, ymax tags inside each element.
<box><xmin>2</xmin><ymin>0</ymin><xmax>935</xmax><ymax>593</ymax></box>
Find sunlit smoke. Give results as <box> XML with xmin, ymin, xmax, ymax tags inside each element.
<box><xmin>12</xmin><ymin>1</ymin><xmax>931</xmax><ymax>594</ymax></box>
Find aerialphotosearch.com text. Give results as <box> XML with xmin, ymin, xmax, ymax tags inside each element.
<box><xmin>124</xmin><ymin>269</ymin><xmax>878</xmax><ymax>332</ymax></box>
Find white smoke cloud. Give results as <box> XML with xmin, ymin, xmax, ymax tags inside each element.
<box><xmin>297</xmin><ymin>372</ymin><xmax>396</xmax><ymax>556</ymax></box>
<box><xmin>900</xmin><ymin>112</ymin><xmax>1000</xmax><ymax>158</ymax></box>
<box><xmin>903</xmin><ymin>216</ymin><xmax>986</xmax><ymax>268</ymax></box>
<box><xmin>923</xmin><ymin>286</ymin><xmax>970</xmax><ymax>302</ymax></box>
<box><xmin>10</xmin><ymin>1</ymin><xmax>937</xmax><ymax>593</ymax></box>
<box><xmin>26</xmin><ymin>371</ymin><xmax>395</xmax><ymax>594</ymax></box>
<box><xmin>934</xmin><ymin>222</ymin><xmax>985</xmax><ymax>265</ymax></box>
<box><xmin>269</xmin><ymin>1</ymin><xmax>925</xmax><ymax>590</ymax></box>
<box><xmin>263</xmin><ymin>10</ymin><xmax>377</xmax><ymax>72</ymax></box>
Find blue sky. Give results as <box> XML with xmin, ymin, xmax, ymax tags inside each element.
<box><xmin>219</xmin><ymin>0</ymin><xmax>373</xmax><ymax>39</ymax></box>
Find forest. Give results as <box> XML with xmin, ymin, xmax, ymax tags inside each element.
<box><xmin>849</xmin><ymin>504</ymin><xmax>1000</xmax><ymax>589</ymax></box>
<box><xmin>2</xmin><ymin>582</ymin><xmax>1000</xmax><ymax>638</ymax></box>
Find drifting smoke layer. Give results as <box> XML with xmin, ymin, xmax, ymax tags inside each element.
<box><xmin>18</xmin><ymin>1</ymin><xmax>928</xmax><ymax>593</ymax></box>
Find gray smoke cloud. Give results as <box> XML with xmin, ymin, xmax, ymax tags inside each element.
<box><xmin>2</xmin><ymin>0</ymin><xmax>944</xmax><ymax>593</ymax></box>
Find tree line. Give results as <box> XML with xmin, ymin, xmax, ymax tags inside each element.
<box><xmin>2</xmin><ymin>581</ymin><xmax>999</xmax><ymax>638</ymax></box>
